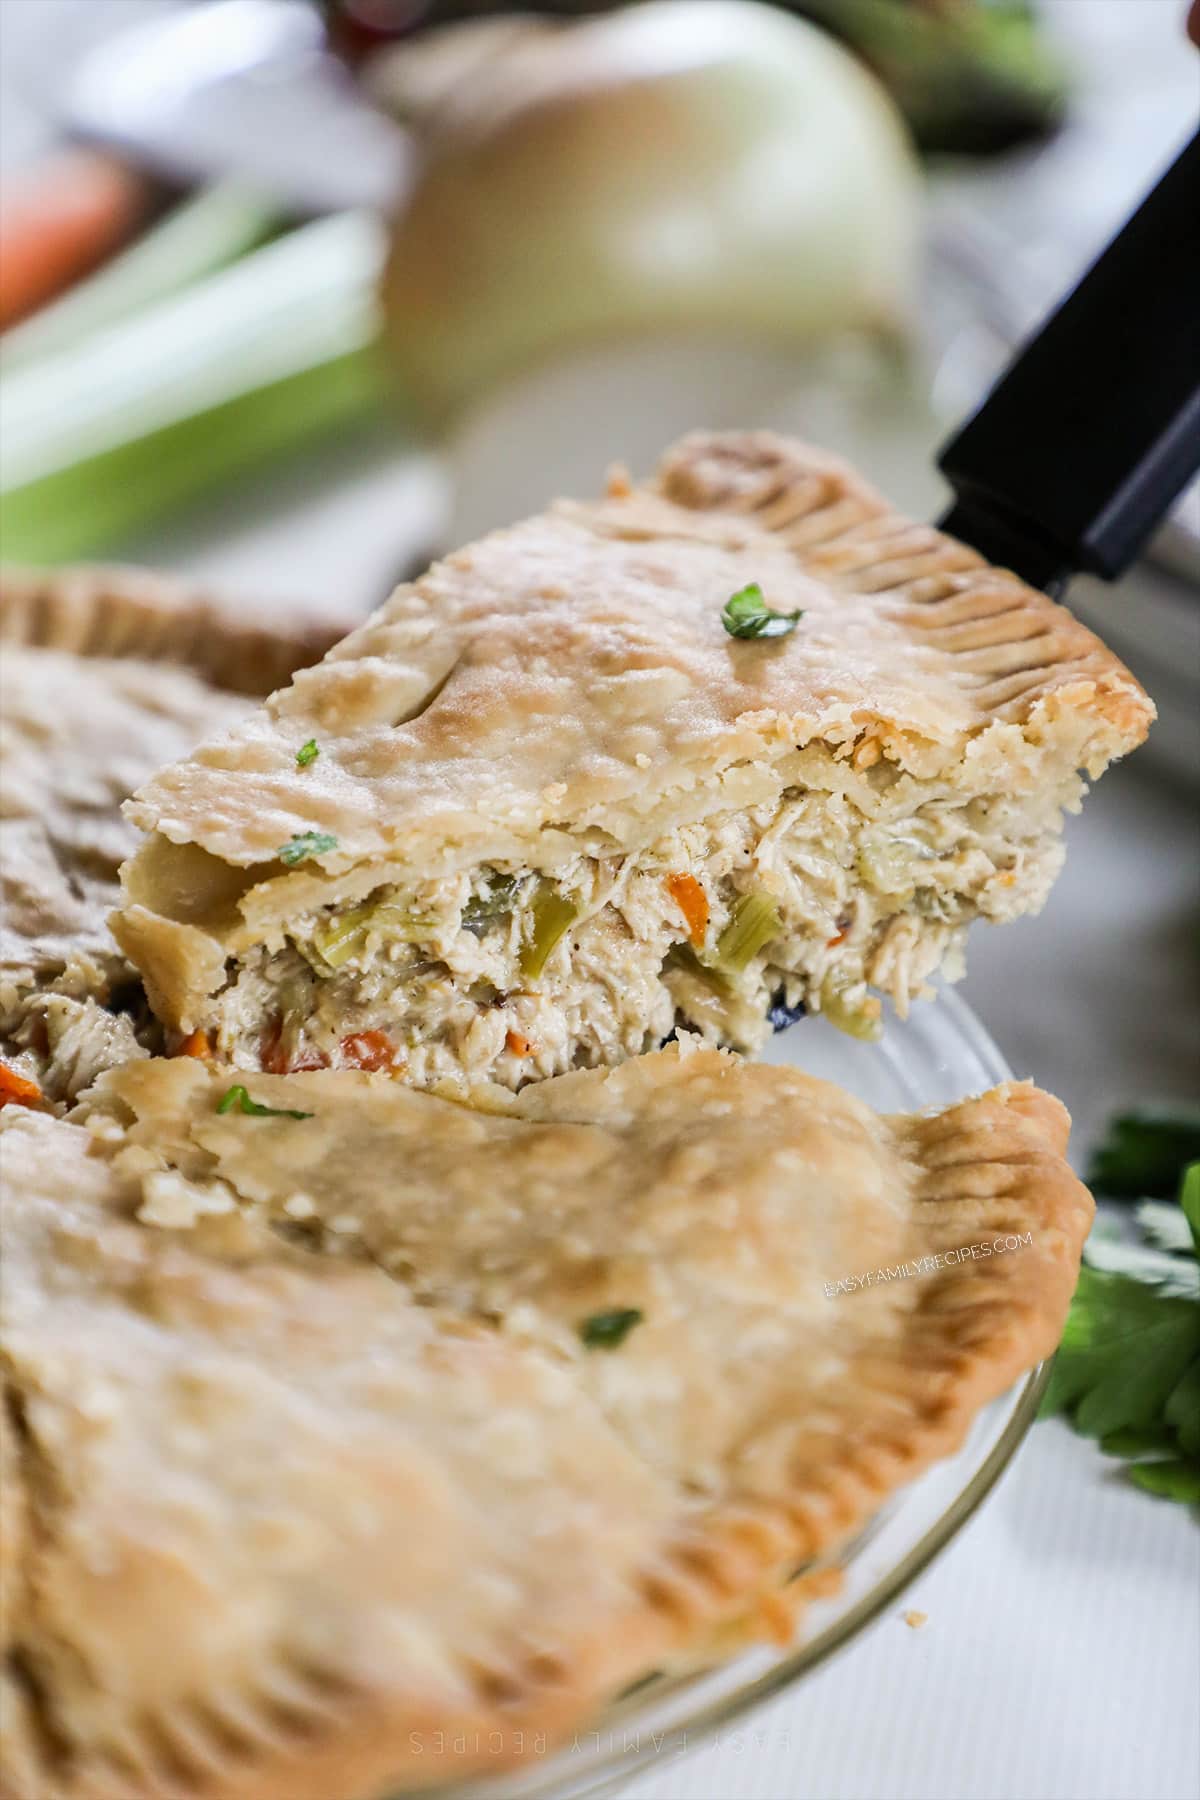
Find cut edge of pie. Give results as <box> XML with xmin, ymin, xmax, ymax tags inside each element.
<box><xmin>1</xmin><ymin>1049</ymin><xmax>1092</xmax><ymax>1800</ymax></box>
<box><xmin>0</xmin><ymin>565</ymin><xmax>352</xmax><ymax>1112</ymax></box>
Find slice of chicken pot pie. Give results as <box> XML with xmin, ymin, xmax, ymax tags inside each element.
<box><xmin>1</xmin><ymin>1044</ymin><xmax>1091</xmax><ymax>1800</ymax></box>
<box><xmin>113</xmin><ymin>432</ymin><xmax>1152</xmax><ymax>1088</ymax></box>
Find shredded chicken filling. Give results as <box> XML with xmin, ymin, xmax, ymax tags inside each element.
<box><xmin>208</xmin><ymin>755</ymin><xmax>1084</xmax><ymax>1089</ymax></box>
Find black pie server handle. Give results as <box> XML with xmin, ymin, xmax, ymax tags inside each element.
<box><xmin>937</xmin><ymin>125</ymin><xmax>1200</xmax><ymax>598</ymax></box>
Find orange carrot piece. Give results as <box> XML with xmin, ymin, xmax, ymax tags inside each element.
<box><xmin>505</xmin><ymin>1029</ymin><xmax>537</xmax><ymax>1057</ymax></box>
<box><xmin>339</xmin><ymin>1030</ymin><xmax>402</xmax><ymax>1072</ymax></box>
<box><xmin>0</xmin><ymin>1062</ymin><xmax>43</xmax><ymax>1110</ymax></box>
<box><xmin>666</xmin><ymin>873</ymin><xmax>709</xmax><ymax>947</ymax></box>
<box><xmin>0</xmin><ymin>150</ymin><xmax>151</xmax><ymax>330</ymax></box>
<box><xmin>177</xmin><ymin>1029</ymin><xmax>212</xmax><ymax>1059</ymax></box>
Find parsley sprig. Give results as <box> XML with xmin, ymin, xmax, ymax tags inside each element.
<box><xmin>579</xmin><ymin>1308</ymin><xmax>644</xmax><ymax>1349</ymax></box>
<box><xmin>1042</xmin><ymin>1108</ymin><xmax>1200</xmax><ymax>1505</ymax></box>
<box><xmin>721</xmin><ymin>582</ymin><xmax>803</xmax><ymax>640</ymax></box>
<box><xmin>216</xmin><ymin>1084</ymin><xmax>313</xmax><ymax>1121</ymax></box>
<box><xmin>277</xmin><ymin>830</ymin><xmax>337</xmax><ymax>865</ymax></box>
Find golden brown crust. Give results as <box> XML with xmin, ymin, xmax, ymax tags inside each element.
<box><xmin>110</xmin><ymin>430</ymin><xmax>1152</xmax><ymax>1033</ymax></box>
<box><xmin>2</xmin><ymin>1048</ymin><xmax>1093</xmax><ymax>1799</ymax></box>
<box><xmin>652</xmin><ymin>433</ymin><xmax>1152</xmax><ymax>742</ymax></box>
<box><xmin>0</xmin><ymin>564</ymin><xmax>349</xmax><ymax>699</ymax></box>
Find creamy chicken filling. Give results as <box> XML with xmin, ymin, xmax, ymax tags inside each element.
<box><xmin>208</xmin><ymin>757</ymin><xmax>1082</xmax><ymax>1089</ymax></box>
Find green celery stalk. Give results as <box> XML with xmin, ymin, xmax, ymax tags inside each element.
<box><xmin>0</xmin><ymin>185</ymin><xmax>279</xmax><ymax>369</ymax></box>
<box><xmin>713</xmin><ymin>891</ymin><xmax>782</xmax><ymax>973</ymax></box>
<box><xmin>520</xmin><ymin>885</ymin><xmax>578</xmax><ymax>980</ymax></box>
<box><xmin>0</xmin><ymin>212</ymin><xmax>391</xmax><ymax>564</ymax></box>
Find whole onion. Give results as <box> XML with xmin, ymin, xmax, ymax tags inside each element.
<box><xmin>378</xmin><ymin>0</ymin><xmax>922</xmax><ymax>428</ymax></box>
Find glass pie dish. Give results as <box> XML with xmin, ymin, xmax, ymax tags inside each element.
<box><xmin>402</xmin><ymin>988</ymin><xmax>1046</xmax><ymax>1800</ymax></box>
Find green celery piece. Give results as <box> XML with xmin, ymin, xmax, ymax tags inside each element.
<box><xmin>714</xmin><ymin>891</ymin><xmax>783</xmax><ymax>973</ymax></box>
<box><xmin>311</xmin><ymin>901</ymin><xmax>440</xmax><ymax>970</ymax></box>
<box><xmin>819</xmin><ymin>973</ymin><xmax>883</xmax><ymax>1044</ymax></box>
<box><xmin>1</xmin><ymin>185</ymin><xmax>278</xmax><ymax>368</ymax></box>
<box><xmin>1</xmin><ymin>349</ymin><xmax>382</xmax><ymax>564</ymax></box>
<box><xmin>312</xmin><ymin>903</ymin><xmax>377</xmax><ymax>969</ymax></box>
<box><xmin>519</xmin><ymin>885</ymin><xmax>577</xmax><ymax>981</ymax></box>
<box><xmin>1127</xmin><ymin>1460</ymin><xmax>1200</xmax><ymax>1505</ymax></box>
<box><xmin>1086</xmin><ymin>1108</ymin><xmax>1200</xmax><ymax>1199</ymax></box>
<box><xmin>462</xmin><ymin>874</ymin><xmax>520</xmax><ymax>935</ymax></box>
<box><xmin>0</xmin><ymin>213</ymin><xmax>389</xmax><ymax>564</ymax></box>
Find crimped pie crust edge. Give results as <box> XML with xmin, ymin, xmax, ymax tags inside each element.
<box><xmin>0</xmin><ymin>564</ymin><xmax>349</xmax><ymax>699</ymax></box>
<box><xmin>2</xmin><ymin>1070</ymin><xmax>1092</xmax><ymax>1800</ymax></box>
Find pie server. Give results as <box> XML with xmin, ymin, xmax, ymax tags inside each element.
<box><xmin>937</xmin><ymin>124</ymin><xmax>1200</xmax><ymax>599</ymax></box>
<box><xmin>770</xmin><ymin>128</ymin><xmax>1200</xmax><ymax>1037</ymax></box>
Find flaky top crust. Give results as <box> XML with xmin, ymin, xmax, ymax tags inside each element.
<box><xmin>121</xmin><ymin>431</ymin><xmax>1151</xmax><ymax>892</ymax></box>
<box><xmin>1</xmin><ymin>1045</ymin><xmax>1093</xmax><ymax>1800</ymax></box>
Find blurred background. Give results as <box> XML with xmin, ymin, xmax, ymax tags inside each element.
<box><xmin>1</xmin><ymin>9</ymin><xmax>1197</xmax><ymax>1798</ymax></box>
<box><xmin>0</xmin><ymin>0</ymin><xmax>1197</xmax><ymax>1144</ymax></box>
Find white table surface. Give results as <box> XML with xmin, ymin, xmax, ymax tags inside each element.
<box><xmin>4</xmin><ymin>2</ymin><xmax>1198</xmax><ymax>1796</ymax></box>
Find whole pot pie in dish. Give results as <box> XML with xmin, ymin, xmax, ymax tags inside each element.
<box><xmin>0</xmin><ymin>565</ymin><xmax>347</xmax><ymax>1109</ymax></box>
<box><xmin>0</xmin><ymin>1043</ymin><xmax>1092</xmax><ymax>1800</ymax></box>
<box><xmin>112</xmin><ymin>431</ymin><xmax>1152</xmax><ymax>1091</ymax></box>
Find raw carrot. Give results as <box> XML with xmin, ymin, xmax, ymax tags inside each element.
<box><xmin>0</xmin><ymin>150</ymin><xmax>150</xmax><ymax>331</ymax></box>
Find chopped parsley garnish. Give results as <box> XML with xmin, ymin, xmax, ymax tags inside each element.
<box><xmin>277</xmin><ymin>830</ymin><xmax>337</xmax><ymax>866</ymax></box>
<box><xmin>721</xmin><ymin>582</ymin><xmax>803</xmax><ymax>640</ymax></box>
<box><xmin>579</xmin><ymin>1307</ymin><xmax>644</xmax><ymax>1350</ymax></box>
<box><xmin>1041</xmin><ymin>1110</ymin><xmax>1200</xmax><ymax>1506</ymax></box>
<box><xmin>216</xmin><ymin>1084</ymin><xmax>313</xmax><ymax>1120</ymax></box>
<box><xmin>296</xmin><ymin>739</ymin><xmax>320</xmax><ymax>768</ymax></box>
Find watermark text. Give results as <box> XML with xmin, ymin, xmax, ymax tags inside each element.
<box><xmin>825</xmin><ymin>1232</ymin><xmax>1033</xmax><ymax>1298</ymax></box>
